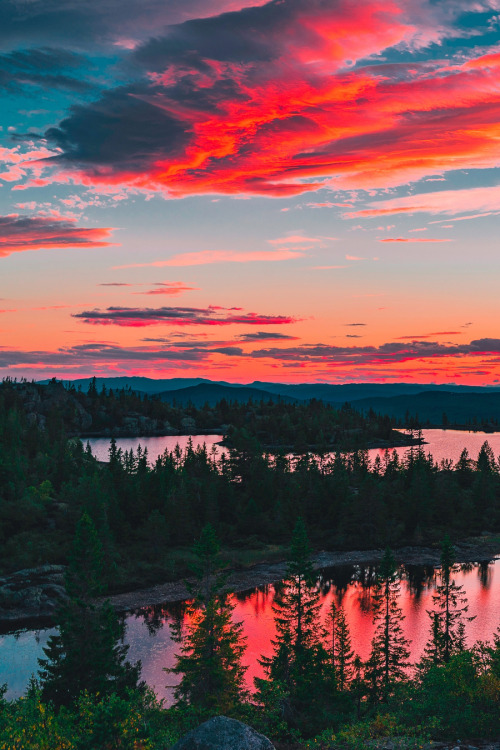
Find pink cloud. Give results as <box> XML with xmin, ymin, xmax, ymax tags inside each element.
<box><xmin>396</xmin><ymin>332</ymin><xmax>462</xmax><ymax>339</ymax></box>
<box><xmin>311</xmin><ymin>265</ymin><xmax>347</xmax><ymax>269</ymax></box>
<box><xmin>268</xmin><ymin>235</ymin><xmax>324</xmax><ymax>245</ymax></box>
<box><xmin>135</xmin><ymin>282</ymin><xmax>199</xmax><ymax>296</ymax></box>
<box><xmin>378</xmin><ymin>237</ymin><xmax>453</xmax><ymax>243</ymax></box>
<box><xmin>351</xmin><ymin>184</ymin><xmax>500</xmax><ymax>219</ymax></box>
<box><xmin>114</xmin><ymin>249</ymin><xmax>304</xmax><ymax>268</ymax></box>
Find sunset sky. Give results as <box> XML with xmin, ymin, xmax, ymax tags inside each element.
<box><xmin>1</xmin><ymin>0</ymin><xmax>500</xmax><ymax>383</ymax></box>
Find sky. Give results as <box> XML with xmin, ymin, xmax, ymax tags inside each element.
<box><xmin>1</xmin><ymin>0</ymin><xmax>500</xmax><ymax>384</ymax></box>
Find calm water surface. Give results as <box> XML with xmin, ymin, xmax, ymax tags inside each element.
<box><xmin>1</xmin><ymin>559</ymin><xmax>498</xmax><ymax>702</ymax></box>
<box><xmin>88</xmin><ymin>428</ymin><xmax>500</xmax><ymax>467</ymax></box>
<box><xmin>89</xmin><ymin>434</ymin><xmax>223</xmax><ymax>463</ymax></box>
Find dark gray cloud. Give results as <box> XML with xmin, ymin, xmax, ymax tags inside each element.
<box><xmin>133</xmin><ymin>3</ymin><xmax>281</xmax><ymax>71</ymax></box>
<box><xmin>46</xmin><ymin>84</ymin><xmax>189</xmax><ymax>170</ymax></box>
<box><xmin>39</xmin><ymin>0</ymin><xmax>337</xmax><ymax>179</ymax></box>
<box><xmin>0</xmin><ymin>47</ymin><xmax>91</xmax><ymax>93</ymax></box>
<box><xmin>0</xmin><ymin>343</ymin><xmax>209</xmax><ymax>368</ymax></box>
<box><xmin>72</xmin><ymin>306</ymin><xmax>296</xmax><ymax>327</ymax></box>
<box><xmin>248</xmin><ymin>339</ymin><xmax>500</xmax><ymax>365</ymax></box>
<box><xmin>3</xmin><ymin>337</ymin><xmax>500</xmax><ymax>373</ymax></box>
<box><xmin>0</xmin><ymin>0</ymin><xmax>270</xmax><ymax>50</ymax></box>
<box><xmin>239</xmin><ymin>331</ymin><xmax>298</xmax><ymax>341</ymax></box>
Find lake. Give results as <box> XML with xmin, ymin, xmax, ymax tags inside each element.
<box><xmin>87</xmin><ymin>428</ymin><xmax>500</xmax><ymax>467</ymax></box>
<box><xmin>1</xmin><ymin>558</ymin><xmax>498</xmax><ymax>702</ymax></box>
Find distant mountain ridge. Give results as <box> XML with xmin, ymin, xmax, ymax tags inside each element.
<box><xmin>39</xmin><ymin>376</ymin><xmax>500</xmax><ymax>400</ymax></box>
<box><xmin>157</xmin><ymin>383</ymin><xmax>298</xmax><ymax>406</ymax></box>
<box><xmin>353</xmin><ymin>390</ymin><xmax>500</xmax><ymax>424</ymax></box>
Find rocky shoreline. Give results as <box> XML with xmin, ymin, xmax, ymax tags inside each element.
<box><xmin>1</xmin><ymin>538</ymin><xmax>498</xmax><ymax>632</ymax></box>
<box><xmin>108</xmin><ymin>538</ymin><xmax>500</xmax><ymax>615</ymax></box>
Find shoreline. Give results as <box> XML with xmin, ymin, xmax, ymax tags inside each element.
<box><xmin>1</xmin><ymin>538</ymin><xmax>498</xmax><ymax>633</ymax></box>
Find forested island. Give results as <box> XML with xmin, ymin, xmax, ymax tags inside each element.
<box><xmin>0</xmin><ymin>377</ymin><xmax>499</xmax><ymax>748</ymax></box>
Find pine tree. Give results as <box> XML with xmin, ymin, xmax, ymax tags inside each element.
<box><xmin>38</xmin><ymin>513</ymin><xmax>141</xmax><ymax>706</ymax></box>
<box><xmin>167</xmin><ymin>524</ymin><xmax>247</xmax><ymax>712</ymax></box>
<box><xmin>421</xmin><ymin>536</ymin><xmax>474</xmax><ymax>668</ymax></box>
<box><xmin>256</xmin><ymin>518</ymin><xmax>326</xmax><ymax>725</ymax></box>
<box><xmin>365</xmin><ymin>548</ymin><xmax>410</xmax><ymax>701</ymax></box>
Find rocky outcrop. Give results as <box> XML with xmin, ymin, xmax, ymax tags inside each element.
<box><xmin>4</xmin><ymin>380</ymin><xmax>181</xmax><ymax>437</ymax></box>
<box><xmin>0</xmin><ymin>565</ymin><xmax>67</xmax><ymax>627</ymax></box>
<box><xmin>171</xmin><ymin>716</ymin><xmax>275</xmax><ymax>750</ymax></box>
<box><xmin>10</xmin><ymin>380</ymin><xmax>93</xmax><ymax>434</ymax></box>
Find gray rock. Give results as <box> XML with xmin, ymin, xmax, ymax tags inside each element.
<box><xmin>171</xmin><ymin>716</ymin><xmax>275</xmax><ymax>750</ymax></box>
<box><xmin>0</xmin><ymin>565</ymin><xmax>68</xmax><ymax>625</ymax></box>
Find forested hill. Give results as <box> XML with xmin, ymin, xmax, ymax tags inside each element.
<box><xmin>0</xmin><ymin>378</ymin><xmax>407</xmax><ymax>450</ymax></box>
<box><xmin>157</xmin><ymin>382</ymin><xmax>298</xmax><ymax>406</ymax></box>
<box><xmin>354</xmin><ymin>390</ymin><xmax>500</xmax><ymax>427</ymax></box>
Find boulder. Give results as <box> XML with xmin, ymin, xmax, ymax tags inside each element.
<box><xmin>171</xmin><ymin>716</ymin><xmax>275</xmax><ymax>750</ymax></box>
<box><xmin>0</xmin><ymin>565</ymin><xmax>68</xmax><ymax>625</ymax></box>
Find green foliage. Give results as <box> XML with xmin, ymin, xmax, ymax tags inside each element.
<box><xmin>392</xmin><ymin>650</ymin><xmax>500</xmax><ymax>738</ymax></box>
<box><xmin>0</xmin><ymin>684</ymin><xmax>176</xmax><ymax>750</ymax></box>
<box><xmin>2</xmin><ymin>379</ymin><xmax>500</xmax><ymax>746</ymax></box>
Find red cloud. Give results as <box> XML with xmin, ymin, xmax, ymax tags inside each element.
<box><xmin>42</xmin><ymin>1</ymin><xmax>500</xmax><ymax>196</ymax></box>
<box><xmin>0</xmin><ymin>214</ymin><xmax>115</xmax><ymax>257</ymax></box>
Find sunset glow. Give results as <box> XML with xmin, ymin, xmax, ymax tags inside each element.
<box><xmin>1</xmin><ymin>0</ymin><xmax>500</xmax><ymax>383</ymax></box>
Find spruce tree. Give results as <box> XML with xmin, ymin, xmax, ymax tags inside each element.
<box><xmin>38</xmin><ymin>513</ymin><xmax>141</xmax><ymax>706</ymax></box>
<box><xmin>167</xmin><ymin>524</ymin><xmax>247</xmax><ymax>712</ymax></box>
<box><xmin>365</xmin><ymin>548</ymin><xmax>410</xmax><ymax>701</ymax></box>
<box><xmin>256</xmin><ymin>518</ymin><xmax>326</xmax><ymax>725</ymax></box>
<box><xmin>326</xmin><ymin>602</ymin><xmax>354</xmax><ymax>691</ymax></box>
<box><xmin>421</xmin><ymin>536</ymin><xmax>474</xmax><ymax>668</ymax></box>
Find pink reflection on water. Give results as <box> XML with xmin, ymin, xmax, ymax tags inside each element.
<box><xmin>126</xmin><ymin>558</ymin><xmax>500</xmax><ymax>704</ymax></box>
